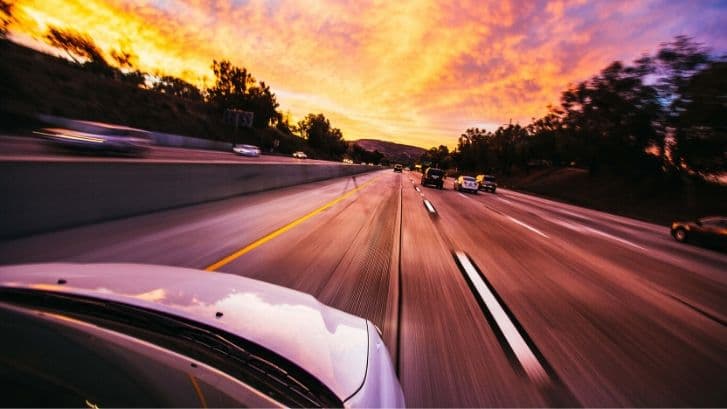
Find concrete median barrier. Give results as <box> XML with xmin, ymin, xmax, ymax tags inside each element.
<box><xmin>0</xmin><ymin>161</ymin><xmax>374</xmax><ymax>239</ymax></box>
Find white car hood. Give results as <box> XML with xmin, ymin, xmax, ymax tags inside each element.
<box><xmin>0</xmin><ymin>263</ymin><xmax>369</xmax><ymax>401</ymax></box>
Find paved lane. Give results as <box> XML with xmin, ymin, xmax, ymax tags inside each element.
<box><xmin>414</xmin><ymin>174</ymin><xmax>726</xmax><ymax>406</ymax></box>
<box><xmin>1</xmin><ymin>169</ymin><xmax>725</xmax><ymax>406</ymax></box>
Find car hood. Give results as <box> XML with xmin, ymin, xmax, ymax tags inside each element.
<box><xmin>0</xmin><ymin>263</ymin><xmax>369</xmax><ymax>401</ymax></box>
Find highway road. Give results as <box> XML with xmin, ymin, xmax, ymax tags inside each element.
<box><xmin>0</xmin><ymin>134</ymin><xmax>342</xmax><ymax>164</ymax></box>
<box><xmin>0</xmin><ymin>169</ymin><xmax>725</xmax><ymax>407</ymax></box>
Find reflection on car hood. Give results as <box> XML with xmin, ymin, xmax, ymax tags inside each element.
<box><xmin>0</xmin><ymin>263</ymin><xmax>368</xmax><ymax>400</ymax></box>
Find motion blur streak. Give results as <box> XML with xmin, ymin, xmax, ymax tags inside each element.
<box><xmin>204</xmin><ymin>176</ymin><xmax>379</xmax><ymax>271</ymax></box>
<box><xmin>0</xmin><ymin>171</ymin><xmax>725</xmax><ymax>406</ymax></box>
<box><xmin>506</xmin><ymin>215</ymin><xmax>549</xmax><ymax>238</ymax></box>
<box><xmin>187</xmin><ymin>374</ymin><xmax>208</xmax><ymax>409</ymax></box>
<box><xmin>9</xmin><ymin>0</ymin><xmax>727</xmax><ymax>147</ymax></box>
<box><xmin>454</xmin><ymin>251</ymin><xmax>549</xmax><ymax>386</ymax></box>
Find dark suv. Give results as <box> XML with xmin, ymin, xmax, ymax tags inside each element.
<box><xmin>421</xmin><ymin>167</ymin><xmax>445</xmax><ymax>189</ymax></box>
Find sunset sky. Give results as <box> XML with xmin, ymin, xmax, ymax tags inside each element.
<box><xmin>8</xmin><ymin>0</ymin><xmax>727</xmax><ymax>148</ymax></box>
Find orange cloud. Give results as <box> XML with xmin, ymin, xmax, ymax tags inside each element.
<box><xmin>8</xmin><ymin>0</ymin><xmax>727</xmax><ymax>148</ymax></box>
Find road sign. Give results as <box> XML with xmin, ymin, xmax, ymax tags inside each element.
<box><xmin>224</xmin><ymin>109</ymin><xmax>254</xmax><ymax>128</ymax></box>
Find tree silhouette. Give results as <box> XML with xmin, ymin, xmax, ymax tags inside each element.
<box><xmin>207</xmin><ymin>60</ymin><xmax>280</xmax><ymax>128</ymax></box>
<box><xmin>44</xmin><ymin>26</ymin><xmax>107</xmax><ymax>66</ymax></box>
<box><xmin>652</xmin><ymin>36</ymin><xmax>713</xmax><ymax>171</ymax></box>
<box><xmin>207</xmin><ymin>60</ymin><xmax>255</xmax><ymax>105</ymax></box>
<box><xmin>152</xmin><ymin>75</ymin><xmax>202</xmax><ymax>101</ymax></box>
<box><xmin>559</xmin><ymin>60</ymin><xmax>660</xmax><ymax>174</ymax></box>
<box><xmin>674</xmin><ymin>61</ymin><xmax>727</xmax><ymax>173</ymax></box>
<box><xmin>1</xmin><ymin>0</ymin><xmax>13</xmax><ymax>39</ymax></box>
<box><xmin>295</xmin><ymin>113</ymin><xmax>346</xmax><ymax>159</ymax></box>
<box><xmin>110</xmin><ymin>48</ymin><xmax>137</xmax><ymax>70</ymax></box>
<box><xmin>421</xmin><ymin>145</ymin><xmax>453</xmax><ymax>169</ymax></box>
<box><xmin>425</xmin><ymin>36</ymin><xmax>721</xmax><ymax>183</ymax></box>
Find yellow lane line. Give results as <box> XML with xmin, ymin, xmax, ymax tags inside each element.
<box><xmin>205</xmin><ymin>175</ymin><xmax>380</xmax><ymax>271</ymax></box>
<box><xmin>187</xmin><ymin>373</ymin><xmax>208</xmax><ymax>408</ymax></box>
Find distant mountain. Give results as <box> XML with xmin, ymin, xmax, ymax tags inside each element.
<box><xmin>352</xmin><ymin>139</ymin><xmax>426</xmax><ymax>163</ymax></box>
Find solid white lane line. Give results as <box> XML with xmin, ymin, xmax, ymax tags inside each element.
<box><xmin>457</xmin><ymin>192</ymin><xmax>469</xmax><ymax>199</ymax></box>
<box><xmin>498</xmin><ymin>197</ymin><xmax>514</xmax><ymax>205</ymax></box>
<box><xmin>423</xmin><ymin>199</ymin><xmax>436</xmax><ymax>214</ymax></box>
<box><xmin>502</xmin><ymin>189</ymin><xmax>666</xmax><ymax>234</ymax></box>
<box><xmin>546</xmin><ymin>218</ymin><xmax>645</xmax><ymax>250</ymax></box>
<box><xmin>581</xmin><ymin>225</ymin><xmax>645</xmax><ymax>250</ymax></box>
<box><xmin>415</xmin><ymin>186</ymin><xmax>421</xmax><ymax>192</ymax></box>
<box><xmin>507</xmin><ymin>216</ymin><xmax>549</xmax><ymax>238</ymax></box>
<box><xmin>455</xmin><ymin>252</ymin><xmax>549</xmax><ymax>386</ymax></box>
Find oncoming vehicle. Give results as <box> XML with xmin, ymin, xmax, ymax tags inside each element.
<box><xmin>0</xmin><ymin>263</ymin><xmax>405</xmax><ymax>408</ymax></box>
<box><xmin>232</xmin><ymin>144</ymin><xmax>261</xmax><ymax>157</ymax></box>
<box><xmin>292</xmin><ymin>151</ymin><xmax>307</xmax><ymax>159</ymax></box>
<box><xmin>421</xmin><ymin>167</ymin><xmax>445</xmax><ymax>189</ymax></box>
<box><xmin>36</xmin><ymin>126</ymin><xmax>151</xmax><ymax>156</ymax></box>
<box><xmin>671</xmin><ymin>216</ymin><xmax>727</xmax><ymax>248</ymax></box>
<box><xmin>476</xmin><ymin>174</ymin><xmax>497</xmax><ymax>193</ymax></box>
<box><xmin>394</xmin><ymin>164</ymin><xmax>403</xmax><ymax>172</ymax></box>
<box><xmin>454</xmin><ymin>176</ymin><xmax>478</xmax><ymax>194</ymax></box>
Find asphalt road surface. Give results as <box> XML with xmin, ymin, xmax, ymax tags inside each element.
<box><xmin>1</xmin><ymin>169</ymin><xmax>725</xmax><ymax>407</ymax></box>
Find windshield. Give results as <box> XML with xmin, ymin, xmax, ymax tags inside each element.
<box><xmin>485</xmin><ymin>176</ymin><xmax>496</xmax><ymax>182</ymax></box>
<box><xmin>463</xmin><ymin>176</ymin><xmax>475</xmax><ymax>181</ymax></box>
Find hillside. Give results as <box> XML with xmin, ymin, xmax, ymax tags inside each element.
<box><xmin>353</xmin><ymin>139</ymin><xmax>426</xmax><ymax>163</ymax></box>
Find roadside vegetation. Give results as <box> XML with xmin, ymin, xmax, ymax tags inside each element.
<box><xmin>417</xmin><ymin>36</ymin><xmax>726</xmax><ymax>224</ymax></box>
<box><xmin>0</xmin><ymin>4</ymin><xmax>381</xmax><ymax>162</ymax></box>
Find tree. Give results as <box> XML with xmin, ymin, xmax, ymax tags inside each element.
<box><xmin>45</xmin><ymin>26</ymin><xmax>107</xmax><ymax>66</ymax></box>
<box><xmin>1</xmin><ymin>0</ymin><xmax>13</xmax><ymax>39</ymax></box>
<box><xmin>526</xmin><ymin>107</ymin><xmax>566</xmax><ymax>165</ymax></box>
<box><xmin>349</xmin><ymin>144</ymin><xmax>384</xmax><ymax>164</ymax></box>
<box><xmin>246</xmin><ymin>81</ymin><xmax>281</xmax><ymax>128</ymax></box>
<box><xmin>152</xmin><ymin>75</ymin><xmax>203</xmax><ymax>101</ymax></box>
<box><xmin>674</xmin><ymin>61</ymin><xmax>727</xmax><ymax>173</ymax></box>
<box><xmin>559</xmin><ymin>60</ymin><xmax>660</xmax><ymax>174</ymax></box>
<box><xmin>207</xmin><ymin>60</ymin><xmax>255</xmax><ymax>106</ymax></box>
<box><xmin>110</xmin><ymin>48</ymin><xmax>137</xmax><ymax>70</ymax></box>
<box><xmin>652</xmin><ymin>36</ymin><xmax>715</xmax><ymax>171</ymax></box>
<box><xmin>456</xmin><ymin>128</ymin><xmax>494</xmax><ymax>172</ymax></box>
<box><xmin>421</xmin><ymin>145</ymin><xmax>453</xmax><ymax>169</ymax></box>
<box><xmin>207</xmin><ymin>60</ymin><xmax>280</xmax><ymax>128</ymax></box>
<box><xmin>295</xmin><ymin>113</ymin><xmax>346</xmax><ymax>159</ymax></box>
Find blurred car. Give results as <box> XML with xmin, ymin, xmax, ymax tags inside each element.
<box><xmin>671</xmin><ymin>216</ymin><xmax>727</xmax><ymax>247</ymax></box>
<box><xmin>232</xmin><ymin>144</ymin><xmax>261</xmax><ymax>157</ymax></box>
<box><xmin>0</xmin><ymin>263</ymin><xmax>405</xmax><ymax>408</ymax></box>
<box><xmin>476</xmin><ymin>174</ymin><xmax>497</xmax><ymax>193</ymax></box>
<box><xmin>343</xmin><ymin>158</ymin><xmax>354</xmax><ymax>164</ymax></box>
<box><xmin>421</xmin><ymin>167</ymin><xmax>445</xmax><ymax>189</ymax></box>
<box><xmin>36</xmin><ymin>126</ymin><xmax>151</xmax><ymax>156</ymax></box>
<box><xmin>454</xmin><ymin>176</ymin><xmax>479</xmax><ymax>194</ymax></box>
<box><xmin>292</xmin><ymin>151</ymin><xmax>307</xmax><ymax>159</ymax></box>
<box><xmin>394</xmin><ymin>164</ymin><xmax>403</xmax><ymax>172</ymax></box>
